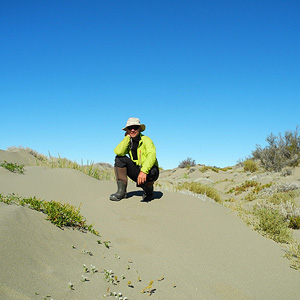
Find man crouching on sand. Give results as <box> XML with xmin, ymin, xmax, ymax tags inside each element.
<box><xmin>110</xmin><ymin>117</ymin><xmax>159</xmax><ymax>202</ymax></box>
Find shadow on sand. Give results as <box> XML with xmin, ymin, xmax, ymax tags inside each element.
<box><xmin>126</xmin><ymin>190</ymin><xmax>163</xmax><ymax>202</ymax></box>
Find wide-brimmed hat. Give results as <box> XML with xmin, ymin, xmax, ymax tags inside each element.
<box><xmin>122</xmin><ymin>117</ymin><xmax>145</xmax><ymax>132</ymax></box>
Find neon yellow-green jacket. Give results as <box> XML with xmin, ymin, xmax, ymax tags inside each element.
<box><xmin>114</xmin><ymin>134</ymin><xmax>158</xmax><ymax>174</ymax></box>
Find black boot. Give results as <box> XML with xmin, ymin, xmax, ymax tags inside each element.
<box><xmin>110</xmin><ymin>180</ymin><xmax>127</xmax><ymax>201</ymax></box>
<box><xmin>141</xmin><ymin>184</ymin><xmax>154</xmax><ymax>202</ymax></box>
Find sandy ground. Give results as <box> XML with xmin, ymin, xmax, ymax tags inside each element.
<box><xmin>1</xmin><ymin>149</ymin><xmax>300</xmax><ymax>299</ymax></box>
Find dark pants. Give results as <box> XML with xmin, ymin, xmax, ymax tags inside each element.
<box><xmin>114</xmin><ymin>156</ymin><xmax>159</xmax><ymax>183</ymax></box>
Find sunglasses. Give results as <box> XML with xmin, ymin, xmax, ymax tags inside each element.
<box><xmin>127</xmin><ymin>125</ymin><xmax>140</xmax><ymax>131</ymax></box>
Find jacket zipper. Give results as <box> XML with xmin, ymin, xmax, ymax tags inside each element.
<box><xmin>139</xmin><ymin>150</ymin><xmax>142</xmax><ymax>167</ymax></box>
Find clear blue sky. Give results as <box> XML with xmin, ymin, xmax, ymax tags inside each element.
<box><xmin>1</xmin><ymin>0</ymin><xmax>299</xmax><ymax>169</ymax></box>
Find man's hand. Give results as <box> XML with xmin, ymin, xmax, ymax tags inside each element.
<box><xmin>137</xmin><ymin>171</ymin><xmax>147</xmax><ymax>185</ymax></box>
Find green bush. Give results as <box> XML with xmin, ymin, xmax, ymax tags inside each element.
<box><xmin>253</xmin><ymin>207</ymin><xmax>292</xmax><ymax>243</ymax></box>
<box><xmin>243</xmin><ymin>159</ymin><xmax>258</xmax><ymax>173</ymax></box>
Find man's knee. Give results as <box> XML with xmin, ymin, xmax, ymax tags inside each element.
<box><xmin>147</xmin><ymin>165</ymin><xmax>159</xmax><ymax>182</ymax></box>
<box><xmin>114</xmin><ymin>155</ymin><xmax>130</xmax><ymax>167</ymax></box>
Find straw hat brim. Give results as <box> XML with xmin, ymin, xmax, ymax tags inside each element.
<box><xmin>122</xmin><ymin>124</ymin><xmax>145</xmax><ymax>132</ymax></box>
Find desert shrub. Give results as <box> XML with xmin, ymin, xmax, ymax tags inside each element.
<box><xmin>253</xmin><ymin>206</ymin><xmax>292</xmax><ymax>243</ymax></box>
<box><xmin>256</xmin><ymin>199</ymin><xmax>300</xmax><ymax>230</ymax></box>
<box><xmin>0</xmin><ymin>161</ymin><xmax>24</xmax><ymax>174</ymax></box>
<box><xmin>177</xmin><ymin>182</ymin><xmax>221</xmax><ymax>202</ymax></box>
<box><xmin>252</xmin><ymin>127</ymin><xmax>300</xmax><ymax>171</ymax></box>
<box><xmin>243</xmin><ymin>159</ymin><xmax>258</xmax><ymax>173</ymax></box>
<box><xmin>259</xmin><ymin>182</ymin><xmax>300</xmax><ymax>199</ymax></box>
<box><xmin>281</xmin><ymin>167</ymin><xmax>293</xmax><ymax>177</ymax></box>
<box><xmin>178</xmin><ymin>157</ymin><xmax>196</xmax><ymax>168</ymax></box>
<box><xmin>257</xmin><ymin>199</ymin><xmax>300</xmax><ymax>218</ymax></box>
<box><xmin>268</xmin><ymin>190</ymin><xmax>299</xmax><ymax>205</ymax></box>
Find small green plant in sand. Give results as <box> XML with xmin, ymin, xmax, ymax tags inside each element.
<box><xmin>68</xmin><ymin>282</ymin><xmax>74</xmax><ymax>290</ymax></box>
<box><xmin>82</xmin><ymin>248</ymin><xmax>93</xmax><ymax>256</ymax></box>
<box><xmin>0</xmin><ymin>193</ymin><xmax>99</xmax><ymax>235</ymax></box>
<box><xmin>0</xmin><ymin>161</ymin><xmax>25</xmax><ymax>174</ymax></box>
<box><xmin>140</xmin><ymin>280</ymin><xmax>155</xmax><ymax>295</ymax></box>
<box><xmin>183</xmin><ymin>172</ymin><xmax>189</xmax><ymax>179</ymax></box>
<box><xmin>104</xmin><ymin>241</ymin><xmax>111</xmax><ymax>248</ymax></box>
<box><xmin>177</xmin><ymin>182</ymin><xmax>222</xmax><ymax>203</ymax></box>
<box><xmin>103</xmin><ymin>289</ymin><xmax>128</xmax><ymax>299</ymax></box>
<box><xmin>104</xmin><ymin>269</ymin><xmax>119</xmax><ymax>285</ymax></box>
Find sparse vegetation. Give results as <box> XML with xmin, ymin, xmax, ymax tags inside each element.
<box><xmin>0</xmin><ymin>161</ymin><xmax>25</xmax><ymax>174</ymax></box>
<box><xmin>227</xmin><ymin>181</ymin><xmax>260</xmax><ymax>195</ymax></box>
<box><xmin>0</xmin><ymin>193</ymin><xmax>99</xmax><ymax>235</ymax></box>
<box><xmin>178</xmin><ymin>157</ymin><xmax>196</xmax><ymax>168</ymax></box>
<box><xmin>177</xmin><ymin>182</ymin><xmax>222</xmax><ymax>202</ymax></box>
<box><xmin>252</xmin><ymin>127</ymin><xmax>300</xmax><ymax>171</ymax></box>
<box><xmin>199</xmin><ymin>165</ymin><xmax>219</xmax><ymax>173</ymax></box>
<box><xmin>268</xmin><ymin>190</ymin><xmax>300</xmax><ymax>205</ymax></box>
<box><xmin>7</xmin><ymin>147</ymin><xmax>113</xmax><ymax>180</ymax></box>
<box><xmin>199</xmin><ymin>165</ymin><xmax>232</xmax><ymax>173</ymax></box>
<box><xmin>285</xmin><ymin>241</ymin><xmax>300</xmax><ymax>270</ymax></box>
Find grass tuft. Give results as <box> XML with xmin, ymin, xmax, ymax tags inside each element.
<box><xmin>177</xmin><ymin>182</ymin><xmax>222</xmax><ymax>203</ymax></box>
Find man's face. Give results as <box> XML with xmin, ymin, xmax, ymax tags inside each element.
<box><xmin>126</xmin><ymin>125</ymin><xmax>140</xmax><ymax>138</ymax></box>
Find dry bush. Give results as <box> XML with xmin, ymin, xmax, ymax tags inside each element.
<box><xmin>178</xmin><ymin>157</ymin><xmax>196</xmax><ymax>168</ymax></box>
<box><xmin>252</xmin><ymin>127</ymin><xmax>300</xmax><ymax>171</ymax></box>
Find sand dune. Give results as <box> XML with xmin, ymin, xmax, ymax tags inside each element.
<box><xmin>1</xmin><ymin>150</ymin><xmax>300</xmax><ymax>299</ymax></box>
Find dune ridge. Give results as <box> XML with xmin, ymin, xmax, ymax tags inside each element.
<box><xmin>1</xmin><ymin>148</ymin><xmax>300</xmax><ymax>299</ymax></box>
